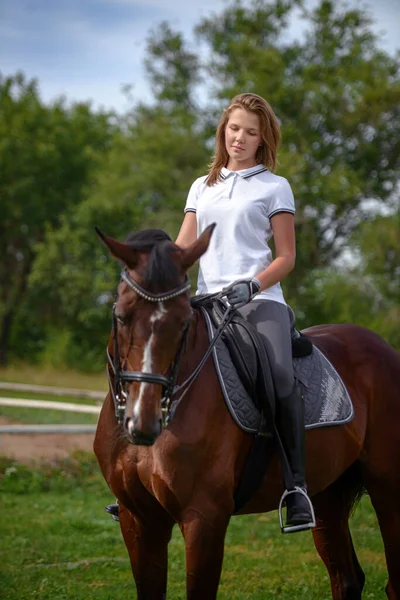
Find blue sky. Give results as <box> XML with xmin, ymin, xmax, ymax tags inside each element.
<box><xmin>1</xmin><ymin>0</ymin><xmax>399</xmax><ymax>113</ymax></box>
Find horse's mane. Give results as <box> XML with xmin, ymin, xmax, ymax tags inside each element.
<box><xmin>125</xmin><ymin>229</ymin><xmax>181</xmax><ymax>293</ymax></box>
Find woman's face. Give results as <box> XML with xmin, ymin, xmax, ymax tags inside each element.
<box><xmin>224</xmin><ymin>108</ymin><xmax>262</xmax><ymax>170</ymax></box>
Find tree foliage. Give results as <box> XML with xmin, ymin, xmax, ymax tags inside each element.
<box><xmin>1</xmin><ymin>0</ymin><xmax>399</xmax><ymax>368</ymax></box>
<box><xmin>144</xmin><ymin>21</ymin><xmax>202</xmax><ymax>116</ymax></box>
<box><xmin>23</xmin><ymin>27</ymin><xmax>209</xmax><ymax>368</ymax></box>
<box><xmin>0</xmin><ymin>72</ymin><xmax>114</xmax><ymax>364</ymax></box>
<box><xmin>196</xmin><ymin>0</ymin><xmax>400</xmax><ymax>280</ymax></box>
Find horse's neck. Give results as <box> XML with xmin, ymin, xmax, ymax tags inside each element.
<box><xmin>182</xmin><ymin>309</ymin><xmax>208</xmax><ymax>375</ymax></box>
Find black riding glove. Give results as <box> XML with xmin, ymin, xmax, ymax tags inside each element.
<box><xmin>223</xmin><ymin>278</ymin><xmax>261</xmax><ymax>308</ymax></box>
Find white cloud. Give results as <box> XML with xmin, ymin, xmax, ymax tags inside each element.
<box><xmin>1</xmin><ymin>0</ymin><xmax>399</xmax><ymax>113</ymax></box>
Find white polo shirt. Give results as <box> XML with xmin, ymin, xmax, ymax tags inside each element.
<box><xmin>184</xmin><ymin>164</ymin><xmax>295</xmax><ymax>305</ymax></box>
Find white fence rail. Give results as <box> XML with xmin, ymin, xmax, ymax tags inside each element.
<box><xmin>0</xmin><ymin>397</ymin><xmax>101</xmax><ymax>414</ymax></box>
<box><xmin>0</xmin><ymin>382</ymin><xmax>105</xmax><ymax>400</ymax></box>
<box><xmin>0</xmin><ymin>392</ymin><xmax>102</xmax><ymax>435</ymax></box>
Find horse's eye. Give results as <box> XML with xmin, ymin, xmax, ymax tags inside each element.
<box><xmin>117</xmin><ymin>316</ymin><xmax>126</xmax><ymax>326</ymax></box>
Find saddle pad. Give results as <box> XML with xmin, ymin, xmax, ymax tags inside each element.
<box><xmin>200</xmin><ymin>308</ymin><xmax>354</xmax><ymax>434</ymax></box>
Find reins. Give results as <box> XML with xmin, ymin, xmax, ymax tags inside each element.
<box><xmin>163</xmin><ymin>297</ymin><xmax>235</xmax><ymax>416</ymax></box>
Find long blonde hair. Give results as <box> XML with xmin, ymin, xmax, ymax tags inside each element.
<box><xmin>205</xmin><ymin>93</ymin><xmax>281</xmax><ymax>186</ymax></box>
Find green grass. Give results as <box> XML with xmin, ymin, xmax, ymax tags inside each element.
<box><xmin>0</xmin><ymin>365</ymin><xmax>389</xmax><ymax>598</ymax></box>
<box><xmin>0</xmin><ymin>405</ymin><xmax>98</xmax><ymax>425</ymax></box>
<box><xmin>0</xmin><ymin>365</ymin><xmax>106</xmax><ymax>425</ymax></box>
<box><xmin>0</xmin><ymin>390</ymin><xmax>100</xmax><ymax>425</ymax></box>
<box><xmin>0</xmin><ymin>363</ymin><xmax>107</xmax><ymax>391</ymax></box>
<box><xmin>0</xmin><ymin>454</ymin><xmax>388</xmax><ymax>600</ymax></box>
<box><xmin>0</xmin><ymin>390</ymin><xmax>101</xmax><ymax>405</ymax></box>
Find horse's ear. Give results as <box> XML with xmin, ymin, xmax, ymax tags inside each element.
<box><xmin>179</xmin><ymin>223</ymin><xmax>216</xmax><ymax>271</ymax></box>
<box><xmin>95</xmin><ymin>227</ymin><xmax>138</xmax><ymax>269</ymax></box>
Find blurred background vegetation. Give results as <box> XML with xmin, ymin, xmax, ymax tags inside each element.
<box><xmin>1</xmin><ymin>0</ymin><xmax>399</xmax><ymax>371</ymax></box>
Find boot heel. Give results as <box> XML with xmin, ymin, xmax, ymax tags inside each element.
<box><xmin>105</xmin><ymin>502</ymin><xmax>119</xmax><ymax>522</ymax></box>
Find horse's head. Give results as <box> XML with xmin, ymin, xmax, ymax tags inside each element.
<box><xmin>97</xmin><ymin>224</ymin><xmax>215</xmax><ymax>446</ymax></box>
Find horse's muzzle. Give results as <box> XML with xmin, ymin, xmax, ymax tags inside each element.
<box><xmin>124</xmin><ymin>417</ymin><xmax>162</xmax><ymax>446</ymax></box>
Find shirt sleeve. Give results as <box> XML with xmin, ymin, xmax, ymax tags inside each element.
<box><xmin>268</xmin><ymin>178</ymin><xmax>295</xmax><ymax>219</ymax></box>
<box><xmin>184</xmin><ymin>177</ymin><xmax>202</xmax><ymax>214</ymax></box>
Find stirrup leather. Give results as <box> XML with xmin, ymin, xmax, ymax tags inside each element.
<box><xmin>278</xmin><ymin>486</ymin><xmax>316</xmax><ymax>534</ymax></box>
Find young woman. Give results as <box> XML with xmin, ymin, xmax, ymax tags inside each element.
<box><xmin>175</xmin><ymin>92</ymin><xmax>314</xmax><ymax>531</ymax></box>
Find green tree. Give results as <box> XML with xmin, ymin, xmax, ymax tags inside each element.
<box><xmin>352</xmin><ymin>210</ymin><xmax>400</xmax><ymax>303</ymax></box>
<box><xmin>351</xmin><ymin>210</ymin><xmax>400</xmax><ymax>349</ymax></box>
<box><xmin>0</xmin><ymin>72</ymin><xmax>114</xmax><ymax>364</ymax></box>
<box><xmin>6</xmin><ymin>1</ymin><xmax>400</xmax><ymax>367</ymax></box>
<box><xmin>27</xmin><ymin>21</ymin><xmax>210</xmax><ymax>367</ymax></box>
<box><xmin>27</xmin><ymin>112</ymin><xmax>208</xmax><ymax>368</ymax></box>
<box><xmin>144</xmin><ymin>21</ymin><xmax>202</xmax><ymax>117</ymax></box>
<box><xmin>289</xmin><ymin>207</ymin><xmax>400</xmax><ymax>350</ymax></box>
<box><xmin>196</xmin><ymin>0</ymin><xmax>400</xmax><ymax>286</ymax></box>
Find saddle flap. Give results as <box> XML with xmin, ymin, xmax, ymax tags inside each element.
<box><xmin>210</xmin><ymin>301</ymin><xmax>259</xmax><ymax>402</ymax></box>
<box><xmin>202</xmin><ymin>298</ymin><xmax>275</xmax><ymax>418</ymax></box>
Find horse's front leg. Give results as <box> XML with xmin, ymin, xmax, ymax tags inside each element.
<box><xmin>180</xmin><ymin>507</ymin><xmax>231</xmax><ymax>600</ymax></box>
<box><xmin>119</xmin><ymin>502</ymin><xmax>175</xmax><ymax>600</ymax></box>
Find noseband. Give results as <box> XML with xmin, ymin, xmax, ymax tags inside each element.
<box><xmin>107</xmin><ymin>268</ymin><xmax>192</xmax><ymax>424</ymax></box>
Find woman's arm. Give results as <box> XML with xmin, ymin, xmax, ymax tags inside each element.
<box><xmin>175</xmin><ymin>212</ymin><xmax>198</xmax><ymax>248</ymax></box>
<box><xmin>255</xmin><ymin>213</ymin><xmax>296</xmax><ymax>291</ymax></box>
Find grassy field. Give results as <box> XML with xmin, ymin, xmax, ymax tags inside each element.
<box><xmin>0</xmin><ymin>366</ymin><xmax>103</xmax><ymax>425</ymax></box>
<box><xmin>0</xmin><ymin>389</ymin><xmax>100</xmax><ymax>425</ymax></box>
<box><xmin>0</xmin><ymin>366</ymin><xmax>388</xmax><ymax>598</ymax></box>
<box><xmin>0</xmin><ymin>453</ymin><xmax>388</xmax><ymax>600</ymax></box>
<box><xmin>0</xmin><ymin>363</ymin><xmax>108</xmax><ymax>391</ymax></box>
<box><xmin>0</xmin><ymin>404</ymin><xmax>98</xmax><ymax>425</ymax></box>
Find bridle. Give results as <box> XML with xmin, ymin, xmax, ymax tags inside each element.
<box><xmin>107</xmin><ymin>268</ymin><xmax>192</xmax><ymax>424</ymax></box>
<box><xmin>107</xmin><ymin>267</ymin><xmax>235</xmax><ymax>427</ymax></box>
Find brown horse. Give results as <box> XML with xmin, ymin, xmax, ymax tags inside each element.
<box><xmin>94</xmin><ymin>226</ymin><xmax>400</xmax><ymax>600</ymax></box>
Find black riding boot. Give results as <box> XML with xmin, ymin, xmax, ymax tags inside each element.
<box><xmin>277</xmin><ymin>383</ymin><xmax>315</xmax><ymax>530</ymax></box>
<box><xmin>105</xmin><ymin>500</ymin><xmax>119</xmax><ymax>521</ymax></box>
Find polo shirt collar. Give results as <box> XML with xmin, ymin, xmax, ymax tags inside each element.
<box><xmin>221</xmin><ymin>164</ymin><xmax>268</xmax><ymax>180</ymax></box>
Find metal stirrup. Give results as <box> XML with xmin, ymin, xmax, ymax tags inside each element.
<box><xmin>278</xmin><ymin>487</ymin><xmax>316</xmax><ymax>534</ymax></box>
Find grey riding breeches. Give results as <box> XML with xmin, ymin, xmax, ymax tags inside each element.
<box><xmin>237</xmin><ymin>299</ymin><xmax>294</xmax><ymax>399</ymax></box>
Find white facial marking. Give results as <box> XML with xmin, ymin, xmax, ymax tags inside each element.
<box><xmin>127</xmin><ymin>417</ymin><xmax>134</xmax><ymax>436</ymax></box>
<box><xmin>133</xmin><ymin>302</ymin><xmax>167</xmax><ymax>420</ymax></box>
